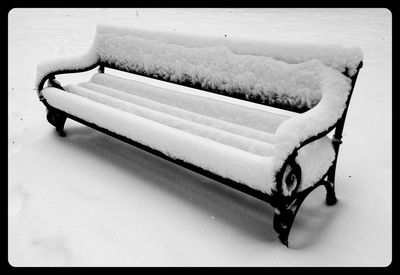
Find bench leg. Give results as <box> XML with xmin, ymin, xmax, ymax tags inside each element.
<box><xmin>273</xmin><ymin>208</ymin><xmax>291</xmax><ymax>247</ymax></box>
<box><xmin>324</xmin><ymin>166</ymin><xmax>338</xmax><ymax>206</ymax></box>
<box><xmin>46</xmin><ymin>107</ymin><xmax>67</xmax><ymax>137</ymax></box>
<box><xmin>273</xmin><ymin>191</ymin><xmax>310</xmax><ymax>247</ymax></box>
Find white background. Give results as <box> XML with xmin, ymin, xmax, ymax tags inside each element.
<box><xmin>8</xmin><ymin>8</ymin><xmax>391</xmax><ymax>266</ymax></box>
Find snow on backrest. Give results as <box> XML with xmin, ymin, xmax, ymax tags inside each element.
<box><xmin>93</xmin><ymin>24</ymin><xmax>362</xmax><ymax>113</ymax></box>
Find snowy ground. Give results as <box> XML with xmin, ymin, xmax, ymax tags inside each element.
<box><xmin>8</xmin><ymin>8</ymin><xmax>391</xmax><ymax>266</ymax></box>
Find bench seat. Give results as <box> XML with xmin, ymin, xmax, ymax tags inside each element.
<box><xmin>42</xmin><ymin>73</ymin><xmax>336</xmax><ymax>194</ymax></box>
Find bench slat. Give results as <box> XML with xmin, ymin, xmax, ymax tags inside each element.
<box><xmin>90</xmin><ymin>73</ymin><xmax>290</xmax><ymax>133</ymax></box>
<box><xmin>42</xmin><ymin>87</ymin><xmax>276</xmax><ymax>193</ymax></box>
<box><xmin>65</xmin><ymin>84</ymin><xmax>276</xmax><ymax>157</ymax></box>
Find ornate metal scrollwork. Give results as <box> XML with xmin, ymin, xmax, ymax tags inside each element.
<box><xmin>273</xmin><ymin>159</ymin><xmax>303</xmax><ymax>247</ymax></box>
<box><xmin>281</xmin><ymin>160</ymin><xmax>302</xmax><ymax>196</ymax></box>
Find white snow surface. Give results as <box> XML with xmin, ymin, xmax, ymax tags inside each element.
<box><xmin>273</xmin><ymin>67</ymin><xmax>352</xmax><ymax>192</ymax></box>
<box><xmin>35</xmin><ymin>50</ymin><xmax>98</xmax><ymax>96</ymax></box>
<box><xmin>96</xmin><ymin>24</ymin><xmax>363</xmax><ymax>76</ymax></box>
<box><xmin>65</xmin><ymin>79</ymin><xmax>277</xmax><ymax>157</ymax></box>
<box><xmin>95</xmin><ymin>28</ymin><xmax>335</xmax><ymax>111</ymax></box>
<box><xmin>9</xmin><ymin>8</ymin><xmax>391</xmax><ymax>266</ymax></box>
<box><xmin>87</xmin><ymin>73</ymin><xmax>289</xmax><ymax>134</ymax></box>
<box><xmin>36</xmin><ymin>23</ymin><xmax>361</xmax><ymax>112</ymax></box>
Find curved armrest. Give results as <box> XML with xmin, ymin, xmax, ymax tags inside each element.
<box><xmin>272</xmin><ymin>67</ymin><xmax>353</xmax><ymax>195</ymax></box>
<box><xmin>35</xmin><ymin>50</ymin><xmax>100</xmax><ymax>98</ymax></box>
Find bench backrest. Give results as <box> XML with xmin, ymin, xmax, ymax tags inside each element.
<box><xmin>92</xmin><ymin>24</ymin><xmax>363</xmax><ymax>113</ymax></box>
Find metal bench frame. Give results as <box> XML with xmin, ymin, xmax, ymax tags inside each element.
<box><xmin>37</xmin><ymin>60</ymin><xmax>363</xmax><ymax>247</ymax></box>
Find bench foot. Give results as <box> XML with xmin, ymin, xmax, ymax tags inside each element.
<box><xmin>46</xmin><ymin>107</ymin><xmax>67</xmax><ymax>137</ymax></box>
<box><xmin>273</xmin><ymin>192</ymin><xmax>309</xmax><ymax>247</ymax></box>
<box><xmin>324</xmin><ymin>180</ymin><xmax>337</xmax><ymax>206</ymax></box>
<box><xmin>273</xmin><ymin>204</ymin><xmax>297</xmax><ymax>247</ymax></box>
<box><xmin>273</xmin><ymin>209</ymin><xmax>290</xmax><ymax>247</ymax></box>
<box><xmin>324</xmin><ymin>159</ymin><xmax>338</xmax><ymax>206</ymax></box>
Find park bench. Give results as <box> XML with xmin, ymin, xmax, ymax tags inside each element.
<box><xmin>36</xmin><ymin>24</ymin><xmax>363</xmax><ymax>247</ymax></box>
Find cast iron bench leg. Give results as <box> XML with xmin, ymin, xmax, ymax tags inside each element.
<box><xmin>46</xmin><ymin>107</ymin><xmax>67</xmax><ymax>137</ymax></box>
<box><xmin>325</xmin><ymin>167</ymin><xmax>338</xmax><ymax>206</ymax></box>
<box><xmin>273</xmin><ymin>191</ymin><xmax>311</xmax><ymax>247</ymax></box>
<box><xmin>273</xmin><ymin>179</ymin><xmax>334</xmax><ymax>247</ymax></box>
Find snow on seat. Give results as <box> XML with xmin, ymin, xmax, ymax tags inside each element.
<box><xmin>42</xmin><ymin>70</ymin><xmax>337</xmax><ymax>194</ymax></box>
<box><xmin>64</xmin><ymin>81</ymin><xmax>276</xmax><ymax>157</ymax></box>
<box><xmin>41</xmin><ymin>86</ymin><xmax>276</xmax><ymax>192</ymax></box>
<box><xmin>85</xmin><ymin>73</ymin><xmax>290</xmax><ymax>135</ymax></box>
<box><xmin>42</xmin><ymin>85</ymin><xmax>336</xmax><ymax>194</ymax></box>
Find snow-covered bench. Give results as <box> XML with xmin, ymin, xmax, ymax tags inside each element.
<box><xmin>35</xmin><ymin>24</ymin><xmax>363</xmax><ymax>247</ymax></box>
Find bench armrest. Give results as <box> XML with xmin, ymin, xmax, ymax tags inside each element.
<box><xmin>272</xmin><ymin>68</ymin><xmax>353</xmax><ymax>195</ymax></box>
<box><xmin>35</xmin><ymin>50</ymin><xmax>99</xmax><ymax>98</ymax></box>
